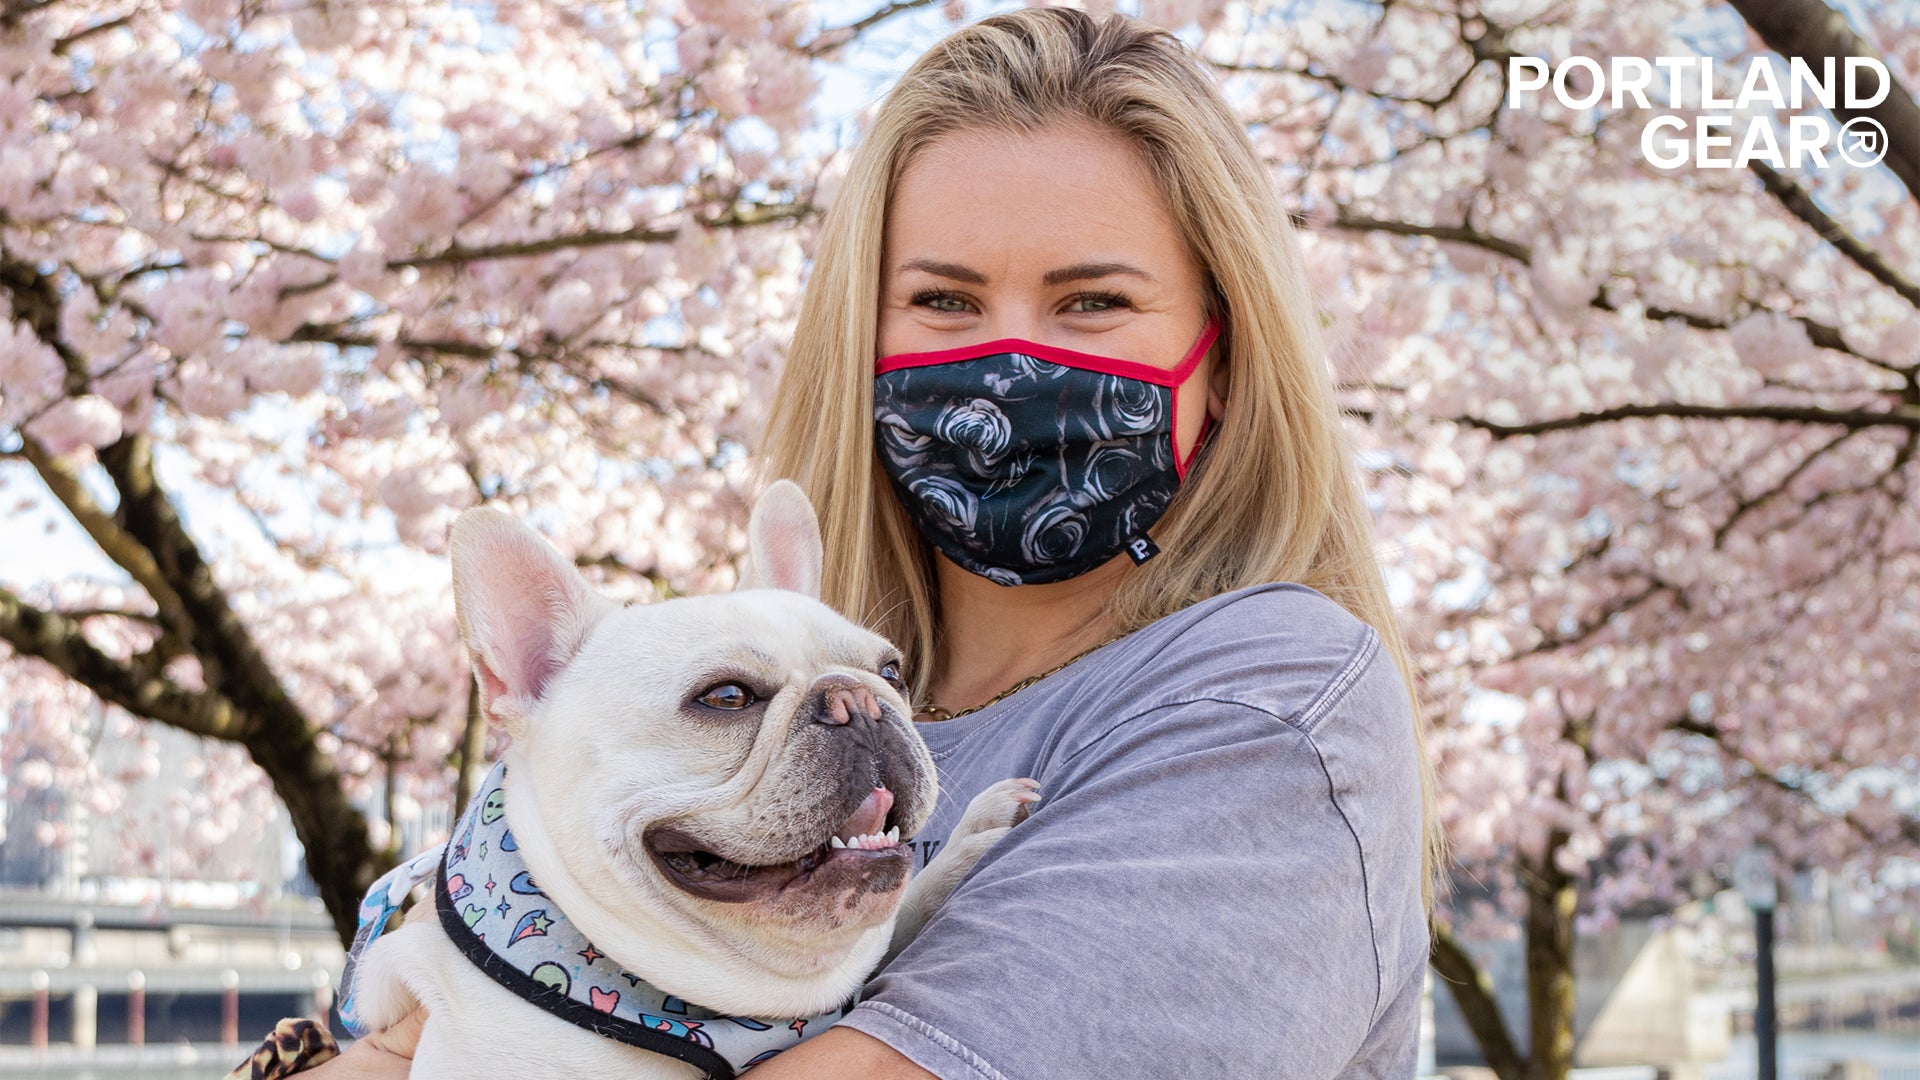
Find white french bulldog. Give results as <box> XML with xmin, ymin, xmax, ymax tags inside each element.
<box><xmin>343</xmin><ymin>482</ymin><xmax>1035</xmax><ymax>1079</ymax></box>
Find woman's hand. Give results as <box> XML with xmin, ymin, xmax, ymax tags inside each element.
<box><xmin>304</xmin><ymin>1007</ymin><xmax>426</xmax><ymax>1078</ymax></box>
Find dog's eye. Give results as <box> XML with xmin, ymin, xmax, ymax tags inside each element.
<box><xmin>878</xmin><ymin>660</ymin><xmax>905</xmax><ymax>690</ymax></box>
<box><xmin>697</xmin><ymin>683</ymin><xmax>757</xmax><ymax>710</ymax></box>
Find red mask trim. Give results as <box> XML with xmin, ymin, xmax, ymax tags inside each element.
<box><xmin>876</xmin><ymin>321</ymin><xmax>1220</xmax><ymax>386</ymax></box>
<box><xmin>1176</xmin><ymin>409</ymin><xmax>1215</xmax><ymax>482</ymax></box>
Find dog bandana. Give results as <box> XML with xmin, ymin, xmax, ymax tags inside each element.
<box><xmin>337</xmin><ymin>762</ymin><xmax>847</xmax><ymax>1079</ymax></box>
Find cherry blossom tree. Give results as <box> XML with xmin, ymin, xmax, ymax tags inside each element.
<box><xmin>2</xmin><ymin>0</ymin><xmax>1917</xmax><ymax>1076</ymax></box>
<box><xmin>1201</xmin><ymin>0</ymin><xmax>1919</xmax><ymax>1074</ymax></box>
<box><xmin>0</xmin><ymin>0</ymin><xmax>891</xmax><ymax>939</ymax></box>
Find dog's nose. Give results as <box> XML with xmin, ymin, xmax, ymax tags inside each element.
<box><xmin>810</xmin><ymin>674</ymin><xmax>883</xmax><ymax>727</ymax></box>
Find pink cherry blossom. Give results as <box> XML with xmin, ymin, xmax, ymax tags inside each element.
<box><xmin>1</xmin><ymin>4</ymin><xmax>1915</xmax><ymax>1073</ymax></box>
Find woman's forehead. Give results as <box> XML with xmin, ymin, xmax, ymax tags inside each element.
<box><xmin>884</xmin><ymin>123</ymin><xmax>1192</xmax><ymax>282</ymax></box>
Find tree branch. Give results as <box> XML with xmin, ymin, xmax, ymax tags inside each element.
<box><xmin>1460</xmin><ymin>401</ymin><xmax>1920</xmax><ymax>437</ymax></box>
<box><xmin>1330</xmin><ymin>206</ymin><xmax>1901</xmax><ymax>372</ymax></box>
<box><xmin>52</xmin><ymin>13</ymin><xmax>132</xmax><ymax>55</ymax></box>
<box><xmin>1747</xmin><ymin>160</ymin><xmax>1920</xmax><ymax>309</ymax></box>
<box><xmin>1330</xmin><ymin>206</ymin><xmax>1533</xmax><ymax>263</ymax></box>
<box><xmin>389</xmin><ymin>225</ymin><xmax>680</xmax><ymax>270</ymax></box>
<box><xmin>18</xmin><ymin>438</ymin><xmax>195</xmax><ymax>634</ymax></box>
<box><xmin>802</xmin><ymin>0</ymin><xmax>941</xmax><ymax>56</ymax></box>
<box><xmin>56</xmin><ymin>607</ymin><xmax>163</xmax><ymax>625</ymax></box>
<box><xmin>0</xmin><ymin>250</ymin><xmax>90</xmax><ymax>392</ymax></box>
<box><xmin>0</xmin><ymin>585</ymin><xmax>249</xmax><ymax>740</ymax></box>
<box><xmin>1672</xmin><ymin>716</ymin><xmax>1920</xmax><ymax>849</ymax></box>
<box><xmin>574</xmin><ymin>551</ymin><xmax>676</xmax><ymax>595</ymax></box>
<box><xmin>386</xmin><ymin>203</ymin><xmax>808</xmax><ymax>271</ymax></box>
<box><xmin>1213</xmin><ymin>57</ymin><xmax>1480</xmax><ymax>112</ymax></box>
<box><xmin>287</xmin><ymin>325</ymin><xmax>497</xmax><ymax>359</ymax></box>
<box><xmin>1711</xmin><ymin>427</ymin><xmax>1861</xmax><ymax>547</ymax></box>
<box><xmin>0</xmin><ymin>0</ymin><xmax>61</xmax><ymax>29</ymax></box>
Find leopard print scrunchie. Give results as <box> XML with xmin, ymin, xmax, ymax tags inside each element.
<box><xmin>225</xmin><ymin>1017</ymin><xmax>340</xmax><ymax>1079</ymax></box>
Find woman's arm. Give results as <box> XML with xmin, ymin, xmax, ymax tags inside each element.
<box><xmin>299</xmin><ymin>1009</ymin><xmax>423</xmax><ymax>1079</ymax></box>
<box><xmin>818</xmin><ymin>631</ymin><xmax>1430</xmax><ymax>1079</ymax></box>
<box><xmin>294</xmin><ymin>1007</ymin><xmax>933</xmax><ymax>1079</ymax></box>
<box><xmin>727</xmin><ymin>1027</ymin><xmax>937</xmax><ymax>1079</ymax></box>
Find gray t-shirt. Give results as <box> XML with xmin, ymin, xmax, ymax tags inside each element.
<box><xmin>837</xmin><ymin>583</ymin><xmax>1428</xmax><ymax>1079</ymax></box>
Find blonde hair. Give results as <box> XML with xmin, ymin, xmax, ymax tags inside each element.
<box><xmin>762</xmin><ymin>7</ymin><xmax>1442</xmax><ymax>905</ymax></box>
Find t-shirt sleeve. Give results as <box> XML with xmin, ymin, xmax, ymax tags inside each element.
<box><xmin>836</xmin><ymin>633</ymin><xmax>1428</xmax><ymax>1079</ymax></box>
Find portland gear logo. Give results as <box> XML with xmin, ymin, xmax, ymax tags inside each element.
<box><xmin>1507</xmin><ymin>55</ymin><xmax>1894</xmax><ymax>171</ymax></box>
<box><xmin>1837</xmin><ymin>117</ymin><xmax>1889</xmax><ymax>168</ymax></box>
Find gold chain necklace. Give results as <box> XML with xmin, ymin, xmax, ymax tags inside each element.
<box><xmin>912</xmin><ymin>631</ymin><xmax>1127</xmax><ymax>722</ymax></box>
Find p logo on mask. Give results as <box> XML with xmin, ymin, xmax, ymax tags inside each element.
<box><xmin>1126</xmin><ymin>537</ymin><xmax>1160</xmax><ymax>566</ymax></box>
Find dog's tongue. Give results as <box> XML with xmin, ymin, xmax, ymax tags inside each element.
<box><xmin>835</xmin><ymin>787</ymin><xmax>893</xmax><ymax>841</ymax></box>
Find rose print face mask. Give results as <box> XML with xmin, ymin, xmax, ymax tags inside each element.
<box><xmin>873</xmin><ymin>322</ymin><xmax>1219</xmax><ymax>586</ymax></box>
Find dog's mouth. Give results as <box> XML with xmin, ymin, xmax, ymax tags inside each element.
<box><xmin>644</xmin><ymin>786</ymin><xmax>912</xmax><ymax>904</ymax></box>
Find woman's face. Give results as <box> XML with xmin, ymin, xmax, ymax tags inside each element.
<box><xmin>879</xmin><ymin>121</ymin><xmax>1223</xmax><ymax>462</ymax></box>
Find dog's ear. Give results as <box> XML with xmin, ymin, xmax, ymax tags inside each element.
<box><xmin>743</xmin><ymin>480</ymin><xmax>823</xmax><ymax>599</ymax></box>
<box><xmin>450</xmin><ymin>508</ymin><xmax>616</xmax><ymax>735</ymax></box>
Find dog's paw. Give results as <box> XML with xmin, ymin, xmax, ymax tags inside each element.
<box><xmin>886</xmin><ymin>777</ymin><xmax>1043</xmax><ymax>967</ymax></box>
<box><xmin>939</xmin><ymin>824</ymin><xmax>1012</xmax><ymax>870</ymax></box>
<box><xmin>949</xmin><ymin>777</ymin><xmax>1040</xmax><ymax>843</ymax></box>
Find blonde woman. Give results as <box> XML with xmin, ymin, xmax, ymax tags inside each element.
<box><xmin>299</xmin><ymin>8</ymin><xmax>1434</xmax><ymax>1080</ymax></box>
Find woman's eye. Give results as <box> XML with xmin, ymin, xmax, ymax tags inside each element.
<box><xmin>697</xmin><ymin>683</ymin><xmax>757</xmax><ymax>710</ymax></box>
<box><xmin>912</xmin><ymin>290</ymin><xmax>972</xmax><ymax>314</ymax></box>
<box><xmin>1066</xmin><ymin>291</ymin><xmax>1129</xmax><ymax>314</ymax></box>
<box><xmin>878</xmin><ymin>660</ymin><xmax>905</xmax><ymax>690</ymax></box>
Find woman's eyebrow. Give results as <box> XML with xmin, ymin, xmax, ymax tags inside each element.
<box><xmin>1042</xmin><ymin>261</ymin><xmax>1158</xmax><ymax>286</ymax></box>
<box><xmin>896</xmin><ymin>258</ymin><xmax>987</xmax><ymax>283</ymax></box>
<box><xmin>894</xmin><ymin>258</ymin><xmax>1159</xmax><ymax>286</ymax></box>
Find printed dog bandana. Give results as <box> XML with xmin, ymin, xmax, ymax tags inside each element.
<box><xmin>874</xmin><ymin>321</ymin><xmax>1218</xmax><ymax>585</ymax></box>
<box><xmin>336</xmin><ymin>762</ymin><xmax>846</xmax><ymax>1079</ymax></box>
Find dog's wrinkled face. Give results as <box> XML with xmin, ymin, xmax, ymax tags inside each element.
<box><xmin>448</xmin><ymin>483</ymin><xmax>937</xmax><ymax>975</ymax></box>
<box><xmin>535</xmin><ymin>590</ymin><xmax>935</xmax><ymax>935</ymax></box>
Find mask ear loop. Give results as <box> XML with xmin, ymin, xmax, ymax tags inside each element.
<box><xmin>1172</xmin><ymin>321</ymin><xmax>1221</xmax><ymax>482</ymax></box>
<box><xmin>1178</xmin><ymin>411</ymin><xmax>1215</xmax><ymax>480</ymax></box>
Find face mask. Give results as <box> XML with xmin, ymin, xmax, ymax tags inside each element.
<box><xmin>872</xmin><ymin>321</ymin><xmax>1218</xmax><ymax>586</ymax></box>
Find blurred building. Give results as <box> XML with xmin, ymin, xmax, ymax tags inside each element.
<box><xmin>0</xmin><ymin>715</ymin><xmax>427</xmax><ymax>1049</ymax></box>
<box><xmin>1433</xmin><ymin>876</ymin><xmax>1920</xmax><ymax>1071</ymax></box>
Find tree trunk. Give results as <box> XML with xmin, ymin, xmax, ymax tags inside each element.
<box><xmin>1432</xmin><ymin>923</ymin><xmax>1527</xmax><ymax>1080</ymax></box>
<box><xmin>250</xmin><ymin>719</ymin><xmax>382</xmax><ymax>944</ymax></box>
<box><xmin>1522</xmin><ymin>840</ymin><xmax>1579</xmax><ymax>1080</ymax></box>
<box><xmin>99</xmin><ymin>436</ymin><xmax>382</xmax><ymax>943</ymax></box>
<box><xmin>0</xmin><ymin>581</ymin><xmax>380</xmax><ymax>943</ymax></box>
<box><xmin>1725</xmin><ymin>0</ymin><xmax>1920</xmax><ymax>206</ymax></box>
<box><xmin>1430</xmin><ymin>849</ymin><xmax>1580</xmax><ymax>1079</ymax></box>
<box><xmin>0</xmin><ymin>417</ymin><xmax>382</xmax><ymax>945</ymax></box>
<box><xmin>453</xmin><ymin>675</ymin><xmax>487</xmax><ymax>818</ymax></box>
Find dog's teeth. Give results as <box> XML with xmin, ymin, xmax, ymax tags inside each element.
<box><xmin>827</xmin><ymin>830</ymin><xmax>905</xmax><ymax>851</ymax></box>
